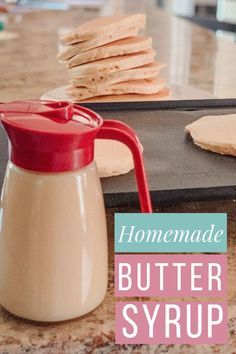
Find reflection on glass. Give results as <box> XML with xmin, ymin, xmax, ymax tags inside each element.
<box><xmin>217</xmin><ymin>0</ymin><xmax>236</xmax><ymax>24</ymax></box>
<box><xmin>169</xmin><ymin>18</ymin><xmax>192</xmax><ymax>86</ymax></box>
<box><xmin>156</xmin><ymin>0</ymin><xmax>194</xmax><ymax>16</ymax></box>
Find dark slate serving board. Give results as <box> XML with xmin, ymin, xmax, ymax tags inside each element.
<box><xmin>0</xmin><ymin>105</ymin><xmax>236</xmax><ymax>208</ymax></box>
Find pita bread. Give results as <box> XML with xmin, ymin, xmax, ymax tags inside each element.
<box><xmin>67</xmin><ymin>36</ymin><xmax>152</xmax><ymax>68</ymax></box>
<box><xmin>69</xmin><ymin>49</ymin><xmax>155</xmax><ymax>78</ymax></box>
<box><xmin>185</xmin><ymin>114</ymin><xmax>236</xmax><ymax>156</ymax></box>
<box><xmin>60</xmin><ymin>14</ymin><xmax>145</xmax><ymax>45</ymax></box>
<box><xmin>72</xmin><ymin>62</ymin><xmax>165</xmax><ymax>88</ymax></box>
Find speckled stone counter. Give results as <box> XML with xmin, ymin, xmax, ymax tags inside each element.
<box><xmin>0</xmin><ymin>1</ymin><xmax>236</xmax><ymax>353</ymax></box>
<box><xmin>1</xmin><ymin>1</ymin><xmax>236</xmax><ymax>101</ymax></box>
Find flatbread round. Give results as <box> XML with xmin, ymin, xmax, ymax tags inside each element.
<box><xmin>95</xmin><ymin>140</ymin><xmax>139</xmax><ymax>178</ymax></box>
<box><xmin>185</xmin><ymin>114</ymin><xmax>236</xmax><ymax>156</ymax></box>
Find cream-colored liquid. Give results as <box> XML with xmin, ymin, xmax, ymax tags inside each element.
<box><xmin>0</xmin><ymin>161</ymin><xmax>108</xmax><ymax>322</ymax></box>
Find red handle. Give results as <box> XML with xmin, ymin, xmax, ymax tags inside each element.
<box><xmin>97</xmin><ymin>120</ymin><xmax>152</xmax><ymax>213</ymax></box>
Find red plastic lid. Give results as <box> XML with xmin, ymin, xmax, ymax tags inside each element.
<box><xmin>0</xmin><ymin>100</ymin><xmax>103</xmax><ymax>172</ymax></box>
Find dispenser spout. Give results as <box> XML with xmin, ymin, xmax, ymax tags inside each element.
<box><xmin>0</xmin><ymin>100</ymin><xmax>73</xmax><ymax>121</ymax></box>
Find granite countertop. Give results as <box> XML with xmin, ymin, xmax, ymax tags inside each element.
<box><xmin>1</xmin><ymin>0</ymin><xmax>236</xmax><ymax>101</ymax></box>
<box><xmin>0</xmin><ymin>1</ymin><xmax>236</xmax><ymax>353</ymax></box>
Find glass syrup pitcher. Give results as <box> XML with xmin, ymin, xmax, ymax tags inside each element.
<box><xmin>0</xmin><ymin>100</ymin><xmax>152</xmax><ymax>322</ymax></box>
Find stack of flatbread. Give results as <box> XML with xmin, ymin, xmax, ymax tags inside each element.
<box><xmin>57</xmin><ymin>13</ymin><xmax>170</xmax><ymax>102</ymax></box>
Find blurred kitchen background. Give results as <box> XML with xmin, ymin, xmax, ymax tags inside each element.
<box><xmin>1</xmin><ymin>0</ymin><xmax>236</xmax><ymax>41</ymax></box>
<box><xmin>156</xmin><ymin>0</ymin><xmax>236</xmax><ymax>41</ymax></box>
<box><xmin>1</xmin><ymin>0</ymin><xmax>236</xmax><ymax>99</ymax></box>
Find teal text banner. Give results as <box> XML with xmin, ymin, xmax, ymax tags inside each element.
<box><xmin>115</xmin><ymin>213</ymin><xmax>227</xmax><ymax>253</ymax></box>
